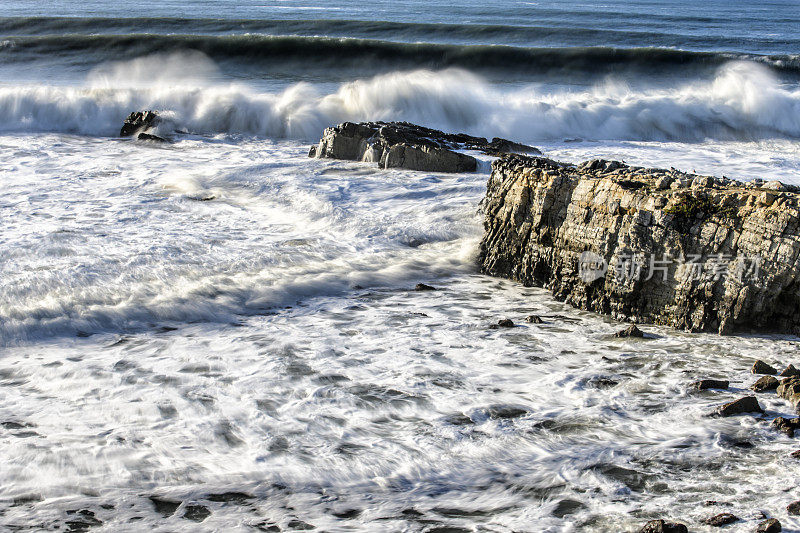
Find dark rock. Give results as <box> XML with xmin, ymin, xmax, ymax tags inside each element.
<box><xmin>788</xmin><ymin>501</ymin><xmax>800</xmax><ymax>515</ymax></box>
<box><xmin>712</xmin><ymin>396</ymin><xmax>763</xmax><ymax>417</ymax></box>
<box><xmin>702</xmin><ymin>513</ymin><xmax>739</xmax><ymax>526</ymax></box>
<box><xmin>752</xmin><ymin>360</ymin><xmax>778</xmax><ymax>375</ymax></box>
<box><xmin>310</xmin><ymin>122</ymin><xmax>540</xmax><ymax>173</ymax></box>
<box><xmin>777</xmin><ymin>377</ymin><xmax>800</xmax><ymax>411</ymax></box>
<box><xmin>136</xmin><ymin>132</ymin><xmax>168</xmax><ymax>143</ymax></box>
<box><xmin>780</xmin><ymin>364</ymin><xmax>800</xmax><ymax>378</ymax></box>
<box><xmin>414</xmin><ymin>283</ymin><xmax>437</xmax><ymax>291</ymax></box>
<box><xmin>182</xmin><ymin>504</ymin><xmax>211</xmax><ymax>522</ymax></box>
<box><xmin>525</xmin><ymin>315</ymin><xmax>543</xmax><ymax>323</ymax></box>
<box><xmin>639</xmin><ymin>519</ymin><xmax>689</xmax><ymax>533</ymax></box>
<box><xmin>489</xmin><ymin>319</ymin><xmax>515</xmax><ymax>329</ymax></box>
<box><xmin>478</xmin><ymin>154</ymin><xmax>800</xmax><ymax>335</ymax></box>
<box><xmin>791</xmin><ymin>449</ymin><xmax>800</xmax><ymax>458</ymax></box>
<box><xmin>149</xmin><ymin>496</ymin><xmax>181</xmax><ymax>517</ymax></box>
<box><xmin>487</xmin><ymin>404</ymin><xmax>528</xmax><ymax>419</ymax></box>
<box><xmin>287</xmin><ymin>519</ymin><xmax>315</xmax><ymax>530</ymax></box>
<box><xmin>205</xmin><ymin>492</ymin><xmax>254</xmax><ymax>504</ymax></box>
<box><xmin>693</xmin><ymin>379</ymin><xmax>729</xmax><ymax>391</ymax></box>
<box><xmin>614</xmin><ymin>324</ymin><xmax>644</xmax><ymax>338</ymax></box>
<box><xmin>64</xmin><ymin>510</ymin><xmax>102</xmax><ymax>532</ymax></box>
<box><xmin>772</xmin><ymin>417</ymin><xmax>800</xmax><ymax>436</ymax></box>
<box><xmin>757</xmin><ymin>518</ymin><xmax>782</xmax><ymax>533</ymax></box>
<box><xmin>120</xmin><ymin>110</ymin><xmax>160</xmax><ymax>137</ymax></box>
<box><xmin>751</xmin><ymin>375</ymin><xmax>780</xmax><ymax>392</ymax></box>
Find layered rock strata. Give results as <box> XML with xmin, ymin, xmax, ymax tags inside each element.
<box><xmin>308</xmin><ymin>121</ymin><xmax>540</xmax><ymax>173</ymax></box>
<box><xmin>479</xmin><ymin>154</ymin><xmax>800</xmax><ymax>334</ymax></box>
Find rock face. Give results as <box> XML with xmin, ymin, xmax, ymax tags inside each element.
<box><xmin>309</xmin><ymin>122</ymin><xmax>540</xmax><ymax>173</ymax></box>
<box><xmin>479</xmin><ymin>154</ymin><xmax>800</xmax><ymax>334</ymax></box>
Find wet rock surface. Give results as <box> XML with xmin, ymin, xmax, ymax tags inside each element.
<box><xmin>753</xmin><ymin>360</ymin><xmax>778</xmax><ymax>375</ymax></box>
<box><xmin>120</xmin><ymin>110</ymin><xmax>161</xmax><ymax>137</ymax></box>
<box><xmin>702</xmin><ymin>512</ymin><xmax>739</xmax><ymax>526</ymax></box>
<box><xmin>771</xmin><ymin>417</ymin><xmax>800</xmax><ymax>436</ymax></box>
<box><xmin>309</xmin><ymin>121</ymin><xmax>540</xmax><ymax>173</ymax></box>
<box><xmin>479</xmin><ymin>154</ymin><xmax>800</xmax><ymax>334</ymax></box>
<box><xmin>712</xmin><ymin>396</ymin><xmax>763</xmax><ymax>417</ymax></box>
<box><xmin>614</xmin><ymin>324</ymin><xmax>644</xmax><ymax>338</ymax></box>
<box><xmin>757</xmin><ymin>518</ymin><xmax>782</xmax><ymax>532</ymax></box>
<box><xmin>692</xmin><ymin>379</ymin><xmax>730</xmax><ymax>391</ymax></box>
<box><xmin>751</xmin><ymin>375</ymin><xmax>780</xmax><ymax>392</ymax></box>
<box><xmin>639</xmin><ymin>519</ymin><xmax>689</xmax><ymax>533</ymax></box>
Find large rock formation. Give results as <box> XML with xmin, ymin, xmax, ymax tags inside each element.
<box><xmin>479</xmin><ymin>154</ymin><xmax>800</xmax><ymax>334</ymax></box>
<box><xmin>120</xmin><ymin>111</ymin><xmax>169</xmax><ymax>142</ymax></box>
<box><xmin>309</xmin><ymin>121</ymin><xmax>540</xmax><ymax>173</ymax></box>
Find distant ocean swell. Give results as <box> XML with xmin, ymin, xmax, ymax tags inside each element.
<box><xmin>2</xmin><ymin>33</ymin><xmax>800</xmax><ymax>77</ymax></box>
<box><xmin>0</xmin><ymin>58</ymin><xmax>798</xmax><ymax>142</ymax></box>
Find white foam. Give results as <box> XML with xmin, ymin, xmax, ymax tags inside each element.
<box><xmin>0</xmin><ymin>54</ymin><xmax>798</xmax><ymax>142</ymax></box>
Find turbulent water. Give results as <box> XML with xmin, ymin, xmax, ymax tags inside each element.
<box><xmin>2</xmin><ymin>1</ymin><xmax>800</xmax><ymax>531</ymax></box>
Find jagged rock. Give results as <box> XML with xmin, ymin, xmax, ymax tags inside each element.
<box><xmin>779</xmin><ymin>364</ymin><xmax>800</xmax><ymax>378</ymax></box>
<box><xmin>757</xmin><ymin>518</ymin><xmax>782</xmax><ymax>533</ymax></box>
<box><xmin>120</xmin><ymin>110</ymin><xmax>161</xmax><ymax>137</ymax></box>
<box><xmin>791</xmin><ymin>449</ymin><xmax>800</xmax><ymax>458</ymax></box>
<box><xmin>149</xmin><ymin>496</ymin><xmax>181</xmax><ymax>517</ymax></box>
<box><xmin>787</xmin><ymin>501</ymin><xmax>800</xmax><ymax>515</ymax></box>
<box><xmin>525</xmin><ymin>315</ymin><xmax>543</xmax><ymax>323</ymax></box>
<box><xmin>771</xmin><ymin>417</ymin><xmax>800</xmax><ymax>436</ymax></box>
<box><xmin>751</xmin><ymin>375</ymin><xmax>780</xmax><ymax>392</ymax></box>
<box><xmin>614</xmin><ymin>324</ymin><xmax>644</xmax><ymax>338</ymax></box>
<box><xmin>777</xmin><ymin>377</ymin><xmax>800</xmax><ymax>411</ymax></box>
<box><xmin>702</xmin><ymin>513</ymin><xmax>739</xmax><ymax>526</ymax></box>
<box><xmin>692</xmin><ymin>379</ymin><xmax>729</xmax><ymax>391</ymax></box>
<box><xmin>639</xmin><ymin>519</ymin><xmax>688</xmax><ymax>533</ymax></box>
<box><xmin>182</xmin><ymin>504</ymin><xmax>211</xmax><ymax>522</ymax></box>
<box><xmin>712</xmin><ymin>396</ymin><xmax>763</xmax><ymax>417</ymax></box>
<box><xmin>752</xmin><ymin>360</ymin><xmax>778</xmax><ymax>375</ymax></box>
<box><xmin>414</xmin><ymin>283</ymin><xmax>437</xmax><ymax>291</ymax></box>
<box><xmin>309</xmin><ymin>122</ymin><xmax>540</xmax><ymax>173</ymax></box>
<box><xmin>479</xmin><ymin>154</ymin><xmax>800</xmax><ymax>335</ymax></box>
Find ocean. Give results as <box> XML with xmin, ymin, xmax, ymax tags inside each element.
<box><xmin>1</xmin><ymin>1</ymin><xmax>800</xmax><ymax>531</ymax></box>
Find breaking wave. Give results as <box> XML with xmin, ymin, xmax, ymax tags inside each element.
<box><xmin>0</xmin><ymin>55</ymin><xmax>798</xmax><ymax>142</ymax></box>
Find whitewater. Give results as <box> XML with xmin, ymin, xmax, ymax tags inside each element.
<box><xmin>3</xmin><ymin>1</ymin><xmax>800</xmax><ymax>531</ymax></box>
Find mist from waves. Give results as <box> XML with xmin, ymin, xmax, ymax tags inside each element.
<box><xmin>0</xmin><ymin>52</ymin><xmax>799</xmax><ymax>143</ymax></box>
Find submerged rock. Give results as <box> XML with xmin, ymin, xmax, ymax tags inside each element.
<box><xmin>137</xmin><ymin>132</ymin><xmax>168</xmax><ymax>143</ymax></box>
<box><xmin>309</xmin><ymin>121</ymin><xmax>540</xmax><ymax>173</ymax></box>
<box><xmin>757</xmin><ymin>518</ymin><xmax>782</xmax><ymax>532</ymax></box>
<box><xmin>702</xmin><ymin>513</ymin><xmax>739</xmax><ymax>526</ymax></box>
<box><xmin>712</xmin><ymin>396</ymin><xmax>763</xmax><ymax>417</ymax></box>
<box><xmin>692</xmin><ymin>379</ymin><xmax>730</xmax><ymax>391</ymax></box>
<box><xmin>787</xmin><ymin>501</ymin><xmax>800</xmax><ymax>515</ymax></box>
<box><xmin>752</xmin><ymin>360</ymin><xmax>778</xmax><ymax>375</ymax></box>
<box><xmin>414</xmin><ymin>283</ymin><xmax>437</xmax><ymax>291</ymax></box>
<box><xmin>525</xmin><ymin>315</ymin><xmax>544</xmax><ymax>323</ymax></box>
<box><xmin>120</xmin><ymin>110</ymin><xmax>161</xmax><ymax>137</ymax></box>
<box><xmin>639</xmin><ymin>520</ymin><xmax>688</xmax><ymax>533</ymax></box>
<box><xmin>751</xmin><ymin>375</ymin><xmax>780</xmax><ymax>392</ymax></box>
<box><xmin>614</xmin><ymin>324</ymin><xmax>644</xmax><ymax>338</ymax></box>
<box><xmin>479</xmin><ymin>154</ymin><xmax>800</xmax><ymax>335</ymax></box>
<box><xmin>489</xmin><ymin>319</ymin><xmax>515</xmax><ymax>329</ymax></box>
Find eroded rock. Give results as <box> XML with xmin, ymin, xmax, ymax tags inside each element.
<box><xmin>310</xmin><ymin>121</ymin><xmax>540</xmax><ymax>173</ymax></box>
<box><xmin>702</xmin><ymin>513</ymin><xmax>739</xmax><ymax>526</ymax></box>
<box><xmin>757</xmin><ymin>518</ymin><xmax>782</xmax><ymax>532</ymax></box>
<box><xmin>751</xmin><ymin>375</ymin><xmax>780</xmax><ymax>392</ymax></box>
<box><xmin>639</xmin><ymin>519</ymin><xmax>688</xmax><ymax>533</ymax></box>
<box><xmin>772</xmin><ymin>417</ymin><xmax>800</xmax><ymax>436</ymax></box>
<box><xmin>753</xmin><ymin>360</ymin><xmax>778</xmax><ymax>375</ymax></box>
<box><xmin>614</xmin><ymin>324</ymin><xmax>644</xmax><ymax>338</ymax></box>
<box><xmin>479</xmin><ymin>154</ymin><xmax>800</xmax><ymax>335</ymax></box>
<box><xmin>712</xmin><ymin>396</ymin><xmax>763</xmax><ymax>417</ymax></box>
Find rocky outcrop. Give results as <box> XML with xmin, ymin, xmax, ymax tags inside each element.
<box><xmin>309</xmin><ymin>122</ymin><xmax>540</xmax><ymax>173</ymax></box>
<box><xmin>479</xmin><ymin>154</ymin><xmax>800</xmax><ymax>335</ymax></box>
<box><xmin>120</xmin><ymin>111</ymin><xmax>161</xmax><ymax>137</ymax></box>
